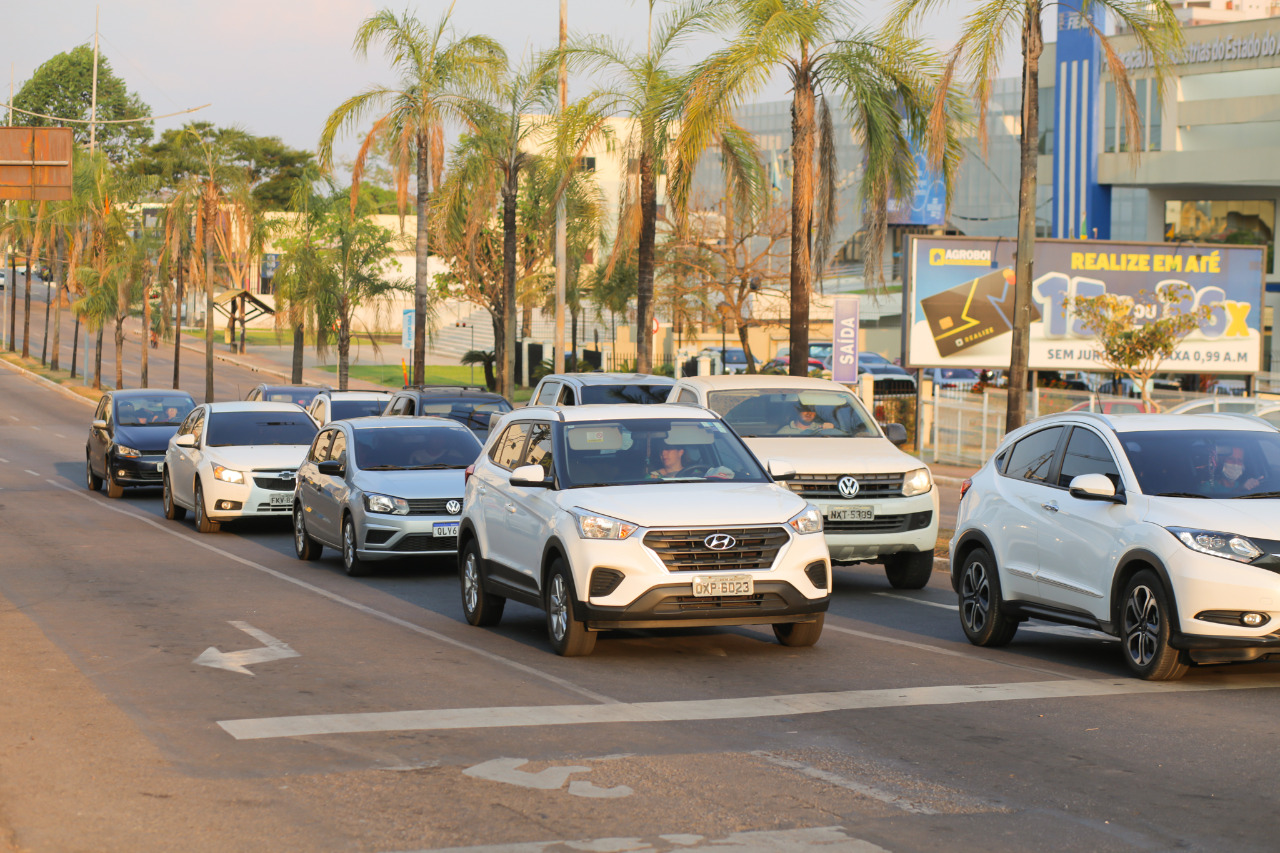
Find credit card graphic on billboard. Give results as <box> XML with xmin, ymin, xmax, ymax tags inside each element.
<box><xmin>920</xmin><ymin>268</ymin><xmax>1039</xmax><ymax>357</ymax></box>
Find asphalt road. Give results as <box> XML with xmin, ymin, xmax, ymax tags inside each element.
<box><xmin>5</xmin><ymin>341</ymin><xmax>1280</xmax><ymax>853</ymax></box>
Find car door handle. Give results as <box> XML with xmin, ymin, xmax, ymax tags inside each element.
<box><xmin>477</xmin><ymin>486</ymin><xmax>486</xmax><ymax>495</ymax></box>
<box><xmin>506</xmin><ymin>502</ymin><xmax>517</xmax><ymax>513</ymax></box>
<box><xmin>1041</xmin><ymin>502</ymin><xmax>1059</xmax><ymax>512</ymax></box>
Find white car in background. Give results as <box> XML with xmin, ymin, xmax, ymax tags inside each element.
<box><xmin>163</xmin><ymin>402</ymin><xmax>318</xmax><ymax>533</ymax></box>
<box><xmin>306</xmin><ymin>389</ymin><xmax>394</xmax><ymax>426</ymax></box>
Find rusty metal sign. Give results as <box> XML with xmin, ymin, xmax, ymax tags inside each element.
<box><xmin>0</xmin><ymin>127</ymin><xmax>73</xmax><ymax>201</ymax></box>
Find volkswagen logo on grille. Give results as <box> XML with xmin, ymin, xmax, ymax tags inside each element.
<box><xmin>837</xmin><ymin>476</ymin><xmax>860</xmax><ymax>498</ymax></box>
<box><xmin>704</xmin><ymin>533</ymin><xmax>737</xmax><ymax>551</ymax></box>
<box><xmin>445</xmin><ymin>499</ymin><xmax>462</xmax><ymax>515</ymax></box>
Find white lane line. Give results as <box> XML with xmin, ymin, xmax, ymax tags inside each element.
<box><xmin>8</xmin><ymin>415</ymin><xmax>18</xmax><ymax>421</ymax></box>
<box><xmin>24</xmin><ymin>469</ymin><xmax>39</xmax><ymax>477</ymax></box>
<box><xmin>874</xmin><ymin>591</ymin><xmax>955</xmax><ymax>610</ymax></box>
<box><xmin>217</xmin><ymin>674</ymin><xmax>1280</xmax><ymax>741</ymax></box>
<box><xmin>755</xmin><ymin>752</ymin><xmax>937</xmax><ymax>815</ymax></box>
<box><xmin>399</xmin><ymin>826</ymin><xmax>885</xmax><ymax>853</ymax></box>
<box><xmin>873</xmin><ymin>592</ymin><xmax>1113</xmax><ymax>640</ymax></box>
<box><xmin>0</xmin><ymin>457</ymin><xmax>8</xmax><ymax>463</ymax></box>
<box><xmin>52</xmin><ymin>432</ymin><xmax>64</xmax><ymax>438</ymax></box>
<box><xmin>47</xmin><ymin>480</ymin><xmax>617</xmax><ymax>705</ymax></box>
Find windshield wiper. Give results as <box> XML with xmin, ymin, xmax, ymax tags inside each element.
<box><xmin>1233</xmin><ymin>491</ymin><xmax>1280</xmax><ymax>499</ymax></box>
<box><xmin>362</xmin><ymin>465</ymin><xmax>407</xmax><ymax>471</ymax></box>
<box><xmin>1155</xmin><ymin>491</ymin><xmax>1210</xmax><ymax>499</ymax></box>
<box><xmin>401</xmin><ymin>464</ymin><xmax>465</xmax><ymax>470</ymax></box>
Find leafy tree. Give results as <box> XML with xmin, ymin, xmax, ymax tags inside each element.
<box><xmin>13</xmin><ymin>46</ymin><xmax>152</xmax><ymax>162</ymax></box>
<box><xmin>1068</xmin><ymin>283</ymin><xmax>1208</xmax><ymax>411</ymax></box>
<box><xmin>319</xmin><ymin>8</ymin><xmax>505</xmax><ymax>386</ymax></box>
<box><xmin>680</xmin><ymin>0</ymin><xmax>962</xmax><ymax>376</ymax></box>
<box><xmin>894</xmin><ymin>0</ymin><xmax>1182</xmax><ymax>430</ymax></box>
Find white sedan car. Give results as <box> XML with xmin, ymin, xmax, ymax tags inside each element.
<box><xmin>163</xmin><ymin>402</ymin><xmax>318</xmax><ymax>533</ymax></box>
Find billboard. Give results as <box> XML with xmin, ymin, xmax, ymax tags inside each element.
<box><xmin>905</xmin><ymin>236</ymin><xmax>1267</xmax><ymax>373</ymax></box>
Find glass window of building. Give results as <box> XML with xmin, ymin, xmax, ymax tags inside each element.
<box><xmin>1104</xmin><ymin>82</ymin><xmax>1117</xmax><ymax>154</ymax></box>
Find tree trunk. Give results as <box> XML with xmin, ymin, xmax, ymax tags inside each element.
<box><xmin>7</xmin><ymin>251</ymin><xmax>15</xmax><ymax>351</ymax></box>
<box><xmin>636</xmin><ymin>138</ymin><xmax>658</xmax><ymax>374</ymax></box>
<box><xmin>173</xmin><ymin>263</ymin><xmax>183</xmax><ymax>389</ymax></box>
<box><xmin>737</xmin><ymin>322</ymin><xmax>757</xmax><ymax>374</ymax></box>
<box><xmin>1006</xmin><ymin>5</ymin><xmax>1044</xmax><ymax>433</ymax></box>
<box><xmin>115</xmin><ymin>313</ymin><xmax>125</xmax><ymax>390</ymax></box>
<box><xmin>501</xmin><ymin>172</ymin><xmax>518</xmax><ymax>398</ymax></box>
<box><xmin>22</xmin><ymin>247</ymin><xmax>32</xmax><ymax>359</ymax></box>
<box><xmin>50</xmin><ymin>231</ymin><xmax>65</xmax><ymax>371</ymax></box>
<box><xmin>71</xmin><ymin>313</ymin><xmax>80</xmax><ymax>379</ymax></box>
<box><xmin>788</xmin><ymin>59</ymin><xmax>816</xmax><ymax>378</ymax></box>
<box><xmin>521</xmin><ymin>301</ymin><xmax>533</xmax><ymax>339</ymax></box>
<box><xmin>489</xmin><ymin>310</ymin><xmax>505</xmax><ymax>398</ymax></box>
<box><xmin>205</xmin><ymin>208</ymin><xmax>216</xmax><ymax>404</ymax></box>
<box><xmin>141</xmin><ymin>275</ymin><xmax>151</xmax><ymax>388</ymax></box>
<box><xmin>94</xmin><ymin>324</ymin><xmax>103</xmax><ymax>389</ymax></box>
<box><xmin>412</xmin><ymin>132</ymin><xmax>431</xmax><ymax>386</ymax></box>
<box><xmin>338</xmin><ymin>298</ymin><xmax>350</xmax><ymax>391</ymax></box>
<box><xmin>292</xmin><ymin>320</ymin><xmax>304</xmax><ymax>383</ymax></box>
<box><xmin>40</xmin><ymin>270</ymin><xmax>51</xmax><ymax>366</ymax></box>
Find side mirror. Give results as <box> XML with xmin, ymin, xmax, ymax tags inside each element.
<box><xmin>317</xmin><ymin>460</ymin><xmax>344</xmax><ymax>476</ymax></box>
<box><xmin>1069</xmin><ymin>472</ymin><xmax>1125</xmax><ymax>504</ymax></box>
<box><xmin>767</xmin><ymin>459</ymin><xmax>797</xmax><ymax>481</ymax></box>
<box><xmin>92</xmin><ymin>419</ymin><xmax>108</xmax><ymax>430</ymax></box>
<box><xmin>883</xmin><ymin>423</ymin><xmax>908</xmax><ymax>447</ymax></box>
<box><xmin>173</xmin><ymin>434</ymin><xmax>196</xmax><ymax>448</ymax></box>
<box><xmin>510</xmin><ymin>463</ymin><xmax>552</xmax><ymax>488</ymax></box>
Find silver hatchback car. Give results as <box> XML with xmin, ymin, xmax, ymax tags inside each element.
<box><xmin>292</xmin><ymin>416</ymin><xmax>482</xmax><ymax>575</ymax></box>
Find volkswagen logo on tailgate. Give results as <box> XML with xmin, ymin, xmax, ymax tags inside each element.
<box><xmin>445</xmin><ymin>499</ymin><xmax>462</xmax><ymax>515</ymax></box>
<box><xmin>837</xmin><ymin>476</ymin><xmax>860</xmax><ymax>498</ymax></box>
<box><xmin>704</xmin><ymin>533</ymin><xmax>736</xmax><ymax>551</ymax></box>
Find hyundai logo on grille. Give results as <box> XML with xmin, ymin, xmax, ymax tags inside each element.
<box><xmin>837</xmin><ymin>476</ymin><xmax>859</xmax><ymax>498</ymax></box>
<box><xmin>704</xmin><ymin>533</ymin><xmax>737</xmax><ymax>551</ymax></box>
<box><xmin>446</xmin><ymin>499</ymin><xmax>462</xmax><ymax>515</ymax></box>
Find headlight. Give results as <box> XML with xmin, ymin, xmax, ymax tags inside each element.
<box><xmin>1167</xmin><ymin>527</ymin><xmax>1262</xmax><ymax>563</ymax></box>
<box><xmin>902</xmin><ymin>467</ymin><xmax>932</xmax><ymax>497</ymax></box>
<box><xmin>212</xmin><ymin>465</ymin><xmax>244</xmax><ymax>484</ymax></box>
<box><xmin>788</xmin><ymin>505</ymin><xmax>824</xmax><ymax>535</ymax></box>
<box><xmin>113</xmin><ymin>444</ymin><xmax>141</xmax><ymax>458</ymax></box>
<box><xmin>364</xmin><ymin>493</ymin><xmax>410</xmax><ymax>515</ymax></box>
<box><xmin>571</xmin><ymin>509</ymin><xmax>638</xmax><ymax>540</ymax></box>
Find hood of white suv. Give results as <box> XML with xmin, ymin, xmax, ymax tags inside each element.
<box><xmin>557</xmin><ymin>482</ymin><xmax>806</xmax><ymax>528</ymax></box>
<box><xmin>743</xmin><ymin>436</ymin><xmax>925</xmax><ymax>474</ymax></box>
<box><xmin>1143</xmin><ymin>495</ymin><xmax>1280</xmax><ymax>541</ymax></box>
<box><xmin>201</xmin><ymin>445</ymin><xmax>311</xmax><ymax>471</ymax></box>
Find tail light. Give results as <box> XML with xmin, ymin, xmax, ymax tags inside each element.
<box><xmin>959</xmin><ymin>478</ymin><xmax>972</xmax><ymax>500</ymax></box>
<box><xmin>464</xmin><ymin>464</ymin><xmax>475</xmax><ymax>485</ymax></box>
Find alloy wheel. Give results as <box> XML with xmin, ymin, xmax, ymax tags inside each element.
<box><xmin>463</xmin><ymin>552</ymin><xmax>480</xmax><ymax>613</ymax></box>
<box><xmin>1124</xmin><ymin>584</ymin><xmax>1161</xmax><ymax>668</ymax></box>
<box><xmin>960</xmin><ymin>559</ymin><xmax>990</xmax><ymax>634</ymax></box>
<box><xmin>548</xmin><ymin>573</ymin><xmax>569</xmax><ymax>642</ymax></box>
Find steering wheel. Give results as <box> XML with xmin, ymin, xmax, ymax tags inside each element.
<box><xmin>679</xmin><ymin>465</ymin><xmax>710</xmax><ymax>477</ymax></box>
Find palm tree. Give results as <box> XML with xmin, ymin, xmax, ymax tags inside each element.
<box><xmin>319</xmin><ymin>7</ymin><xmax>504</xmax><ymax>386</ymax></box>
<box><xmin>272</xmin><ymin>165</ymin><xmax>329</xmax><ymax>384</ymax></box>
<box><xmin>160</xmin><ymin>187</ymin><xmax>198</xmax><ymax>389</ymax></box>
<box><xmin>893</xmin><ymin>0</ymin><xmax>1181</xmax><ymax>429</ymax></box>
<box><xmin>561</xmin><ymin>0</ymin><xmax>762</xmax><ymax>374</ymax></box>
<box><xmin>679</xmin><ymin>0</ymin><xmax>961</xmax><ymax>375</ymax></box>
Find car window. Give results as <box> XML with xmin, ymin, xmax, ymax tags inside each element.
<box><xmin>329</xmin><ymin>430</ymin><xmax>348</xmax><ymax>465</ymax></box>
<box><xmin>1121</xmin><ymin>429</ymin><xmax>1280</xmax><ymax>497</ymax></box>
<box><xmin>578</xmin><ymin>385</ymin><xmax>672</xmax><ymax>405</ymax></box>
<box><xmin>1004</xmin><ymin>426</ymin><xmax>1064</xmax><ymax>484</ymax></box>
<box><xmin>190</xmin><ymin>409</ymin><xmax>206</xmax><ymax>442</ymax></box>
<box><xmin>1058</xmin><ymin>427</ymin><xmax>1121</xmax><ymax>489</ymax></box>
<box><xmin>559</xmin><ymin>386</ymin><xmax>578</xmax><ymax>405</ymax></box>
<box><xmin>705</xmin><ymin>389</ymin><xmax>877</xmax><ymax>438</ymax></box>
<box><xmin>94</xmin><ymin>396</ymin><xmax>109</xmax><ymax>420</ymax></box>
<box><xmin>675</xmin><ymin>388</ymin><xmax>699</xmax><ymax>405</ymax></box>
<box><xmin>309</xmin><ymin>430</ymin><xmax>334</xmax><ymax>464</ymax></box>
<box><xmin>205</xmin><ymin>411</ymin><xmax>318</xmax><ymax>447</ymax></box>
<box><xmin>561</xmin><ymin>418</ymin><xmax>768</xmax><ymax>487</ymax></box>
<box><xmin>523</xmin><ymin>422</ymin><xmax>554</xmax><ymax>475</ymax></box>
<box><xmin>491</xmin><ymin>423</ymin><xmax>531</xmax><ymax>470</ymax></box>
<box><xmin>330</xmin><ymin>399</ymin><xmax>390</xmax><ymax>420</ymax></box>
<box><xmin>353</xmin><ymin>426</ymin><xmax>481</xmax><ymax>469</ymax></box>
<box><xmin>534</xmin><ymin>382</ymin><xmax>559</xmax><ymax>406</ymax></box>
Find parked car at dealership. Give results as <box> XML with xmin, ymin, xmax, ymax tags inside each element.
<box><xmin>86</xmin><ymin>389</ymin><xmax>196</xmax><ymax>498</ymax></box>
<box><xmin>163</xmin><ymin>402</ymin><xmax>318</xmax><ymax>533</ymax></box>
<box><xmin>293</xmin><ymin>417</ymin><xmax>480</xmax><ymax>575</ymax></box>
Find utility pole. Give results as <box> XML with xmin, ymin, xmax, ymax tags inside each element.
<box><xmin>553</xmin><ymin>0</ymin><xmax>567</xmax><ymax>374</ymax></box>
<box><xmin>4</xmin><ymin>65</ymin><xmax>12</xmax><ymax>352</ymax></box>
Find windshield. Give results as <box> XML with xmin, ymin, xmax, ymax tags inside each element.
<box><xmin>262</xmin><ymin>388</ymin><xmax>322</xmax><ymax>406</ymax></box>
<box><xmin>1121</xmin><ymin>429</ymin><xmax>1280</xmax><ymax>499</ymax></box>
<box><xmin>206</xmin><ymin>412</ymin><xmax>318</xmax><ymax>447</ymax></box>
<box><xmin>114</xmin><ymin>395</ymin><xmax>194</xmax><ymax>426</ymax></box>
<box><xmin>415</xmin><ymin>398</ymin><xmax>512</xmax><ymax>431</ymax></box>
<box><xmin>578</xmin><ymin>385</ymin><xmax>671</xmax><ymax>405</ymax></box>
<box><xmin>561</xmin><ymin>418</ymin><xmax>769</xmax><ymax>487</ymax></box>
<box><xmin>706</xmin><ymin>389</ymin><xmax>879</xmax><ymax>438</ymax></box>
<box><xmin>353</xmin><ymin>425</ymin><xmax>481</xmax><ymax>470</ymax></box>
<box><xmin>936</xmin><ymin>368</ymin><xmax>978</xmax><ymax>379</ymax></box>
<box><xmin>330</xmin><ymin>399</ymin><xmax>390</xmax><ymax>421</ymax></box>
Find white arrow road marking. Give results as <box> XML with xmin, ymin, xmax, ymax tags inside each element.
<box><xmin>462</xmin><ymin>757</ymin><xmax>633</xmax><ymax>799</ymax></box>
<box><xmin>390</xmin><ymin>826</ymin><xmax>886</xmax><ymax>853</ymax></box>
<box><xmin>194</xmin><ymin>621</ymin><xmax>299</xmax><ymax>676</ymax></box>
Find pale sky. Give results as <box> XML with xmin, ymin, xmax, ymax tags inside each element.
<box><xmin>3</xmin><ymin>1</ymin><xmax>1005</xmax><ymax>165</ymax></box>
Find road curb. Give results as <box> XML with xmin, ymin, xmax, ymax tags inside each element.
<box><xmin>0</xmin><ymin>357</ymin><xmax>97</xmax><ymax>408</ymax></box>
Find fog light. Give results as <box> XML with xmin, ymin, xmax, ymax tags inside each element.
<box><xmin>117</xmin><ymin>469</ymin><xmax>128</xmax><ymax>478</ymax></box>
<box><xmin>1243</xmin><ymin>612</ymin><xmax>1267</xmax><ymax>627</ymax></box>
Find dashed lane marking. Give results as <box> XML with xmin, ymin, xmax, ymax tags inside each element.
<box><xmin>24</xmin><ymin>469</ymin><xmax>39</xmax><ymax>476</ymax></box>
<box><xmin>216</xmin><ymin>673</ymin><xmax>1280</xmax><ymax>741</ymax></box>
<box><xmin>46</xmin><ymin>479</ymin><xmax>618</xmax><ymax>706</ymax></box>
<box><xmin>392</xmin><ymin>826</ymin><xmax>888</xmax><ymax>853</ymax></box>
<box><xmin>873</xmin><ymin>592</ymin><xmax>1113</xmax><ymax>640</ymax></box>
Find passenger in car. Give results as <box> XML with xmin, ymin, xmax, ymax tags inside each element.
<box><xmin>1208</xmin><ymin>445</ymin><xmax>1264</xmax><ymax>492</ymax></box>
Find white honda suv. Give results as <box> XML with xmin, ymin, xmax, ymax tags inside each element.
<box><xmin>952</xmin><ymin>411</ymin><xmax>1280</xmax><ymax>680</ymax></box>
<box><xmin>458</xmin><ymin>404</ymin><xmax>831</xmax><ymax>655</ymax></box>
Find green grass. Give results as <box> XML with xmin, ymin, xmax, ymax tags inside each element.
<box><xmin>181</xmin><ymin>328</ymin><xmax>397</xmax><ymax>347</ymax></box>
<box><xmin>319</xmin><ymin>363</ymin><xmax>533</xmax><ymax>402</ymax></box>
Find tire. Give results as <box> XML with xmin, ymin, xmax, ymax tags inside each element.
<box><xmin>460</xmin><ymin>539</ymin><xmax>505</xmax><ymax>627</ymax></box>
<box><xmin>85</xmin><ymin>454</ymin><xmax>102</xmax><ymax>491</ymax></box>
<box><xmin>957</xmin><ymin>548</ymin><xmax>1019</xmax><ymax>647</ymax></box>
<box><xmin>194</xmin><ymin>481</ymin><xmax>220</xmax><ymax>534</ymax></box>
<box><xmin>162</xmin><ymin>472</ymin><xmax>186</xmax><ymax>520</ymax></box>
<box><xmin>884</xmin><ymin>552</ymin><xmax>934</xmax><ymax>590</ymax></box>
<box><xmin>105</xmin><ymin>467</ymin><xmax>125</xmax><ymax>499</ymax></box>
<box><xmin>545</xmin><ymin>559</ymin><xmax>595</xmax><ymax>656</ymax></box>
<box><xmin>773</xmin><ymin>614</ymin><xmax>824</xmax><ymax>647</ymax></box>
<box><xmin>293</xmin><ymin>504</ymin><xmax>322</xmax><ymax>561</ymax></box>
<box><xmin>342</xmin><ymin>516</ymin><xmax>369</xmax><ymax>577</ymax></box>
<box><xmin>1120</xmin><ymin>570</ymin><xmax>1189</xmax><ymax>681</ymax></box>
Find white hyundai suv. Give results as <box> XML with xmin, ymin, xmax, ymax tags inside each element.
<box><xmin>458</xmin><ymin>404</ymin><xmax>831</xmax><ymax>655</ymax></box>
<box><xmin>667</xmin><ymin>375</ymin><xmax>939</xmax><ymax>589</ymax></box>
<box><xmin>952</xmin><ymin>411</ymin><xmax>1280</xmax><ymax>680</ymax></box>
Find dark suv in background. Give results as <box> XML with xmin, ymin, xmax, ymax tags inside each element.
<box><xmin>382</xmin><ymin>386</ymin><xmax>512</xmax><ymax>441</ymax></box>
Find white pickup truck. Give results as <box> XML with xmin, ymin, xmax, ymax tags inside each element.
<box><xmin>666</xmin><ymin>375</ymin><xmax>939</xmax><ymax>589</ymax></box>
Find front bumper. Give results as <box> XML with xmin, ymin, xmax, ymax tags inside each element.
<box><xmin>1167</xmin><ymin>547</ymin><xmax>1280</xmax><ymax>660</ymax></box>
<box><xmin>353</xmin><ymin>507</ymin><xmax>461</xmax><ymax>561</ymax></box>
<box><xmin>203</xmin><ymin>477</ymin><xmax>296</xmax><ymax>520</ymax></box>
<box><xmin>109</xmin><ymin>453</ymin><xmax>166</xmax><ymax>486</ymax></box>
<box><xmin>814</xmin><ymin>489</ymin><xmax>940</xmax><ymax>562</ymax></box>
<box><xmin>578</xmin><ymin>580</ymin><xmax>828</xmax><ymax>630</ymax></box>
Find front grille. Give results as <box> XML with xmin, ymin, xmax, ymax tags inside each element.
<box><xmin>406</xmin><ymin>497</ymin><xmax>463</xmax><ymax>516</ymax></box>
<box><xmin>392</xmin><ymin>534</ymin><xmax>459</xmax><ymax>552</ymax></box>
<box><xmin>788</xmin><ymin>472</ymin><xmax>905</xmax><ymax>500</ymax></box>
<box><xmin>654</xmin><ymin>593</ymin><xmax>787</xmax><ymax>613</ymax></box>
<box><xmin>253</xmin><ymin>502</ymin><xmax>291</xmax><ymax>513</ymax></box>
<box><xmin>824</xmin><ymin>510</ymin><xmax>932</xmax><ymax>533</ymax></box>
<box><xmin>132</xmin><ymin>469</ymin><xmax>162</xmax><ymax>481</ymax></box>
<box><xmin>643</xmin><ymin>526</ymin><xmax>788</xmax><ymax>572</ymax></box>
<box><xmin>253</xmin><ymin>473</ymin><xmax>297</xmax><ymax>491</ymax></box>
